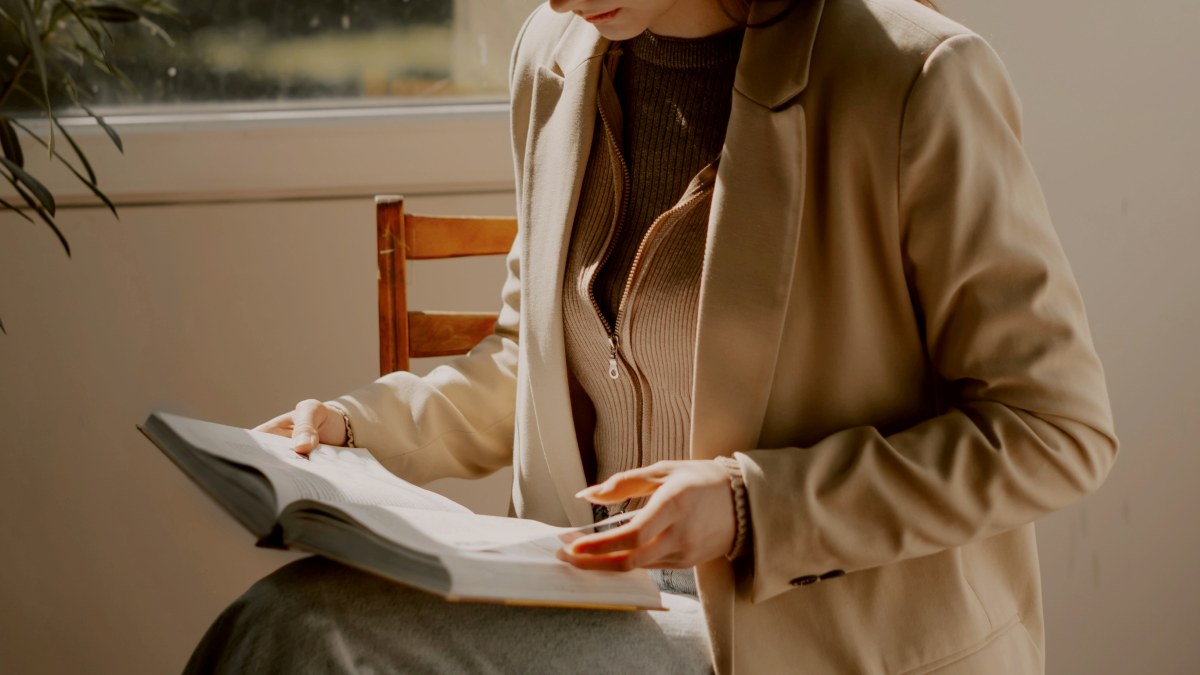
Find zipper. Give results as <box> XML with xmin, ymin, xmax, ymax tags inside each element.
<box><xmin>607</xmin><ymin>334</ymin><xmax>620</xmax><ymax>380</ymax></box>
<box><xmin>612</xmin><ymin>187</ymin><xmax>711</xmax><ymax>333</ymax></box>
<box><xmin>584</xmin><ymin>48</ymin><xmax>715</xmax><ymax>491</ymax></box>
<box><xmin>600</xmin><ymin>179</ymin><xmax>712</xmax><ymax>483</ymax></box>
<box><xmin>588</xmin><ymin>56</ymin><xmax>632</xmax><ymax>380</ymax></box>
<box><xmin>588</xmin><ymin>48</ymin><xmax>715</xmax><ymax>381</ymax></box>
<box><xmin>591</xmin><ymin>163</ymin><xmax>711</xmax><ymax>491</ymax></box>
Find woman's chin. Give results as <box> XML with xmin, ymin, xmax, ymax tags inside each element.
<box><xmin>587</xmin><ymin>20</ymin><xmax>646</xmax><ymax>42</ymax></box>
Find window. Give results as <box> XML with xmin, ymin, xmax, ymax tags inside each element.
<box><xmin>14</xmin><ymin>0</ymin><xmax>541</xmax><ymax>113</ymax></box>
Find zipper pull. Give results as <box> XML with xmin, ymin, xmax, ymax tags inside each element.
<box><xmin>607</xmin><ymin>335</ymin><xmax>620</xmax><ymax>380</ymax></box>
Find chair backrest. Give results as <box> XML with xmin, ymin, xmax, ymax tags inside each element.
<box><xmin>376</xmin><ymin>195</ymin><xmax>518</xmax><ymax>376</ymax></box>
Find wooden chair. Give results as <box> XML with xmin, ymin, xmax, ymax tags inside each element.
<box><xmin>376</xmin><ymin>196</ymin><xmax>518</xmax><ymax>376</ymax></box>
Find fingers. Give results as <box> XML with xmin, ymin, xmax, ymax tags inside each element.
<box><xmin>252</xmin><ymin>399</ymin><xmax>349</xmax><ymax>456</ymax></box>
<box><xmin>557</xmin><ymin>527</ymin><xmax>673</xmax><ymax>572</ymax></box>
<box><xmin>575</xmin><ymin>463</ymin><xmax>672</xmax><ymax>505</ymax></box>
<box><xmin>252</xmin><ymin>411</ymin><xmax>294</xmax><ymax>437</ymax></box>
<box><xmin>567</xmin><ymin>494</ymin><xmax>675</xmax><ymax>556</ymax></box>
<box><xmin>560</xmin><ymin>460</ymin><xmax>737</xmax><ymax>571</ymax></box>
<box><xmin>291</xmin><ymin>399</ymin><xmax>325</xmax><ymax>454</ymax></box>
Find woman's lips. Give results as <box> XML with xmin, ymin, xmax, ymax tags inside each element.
<box><xmin>582</xmin><ymin>8</ymin><xmax>621</xmax><ymax>23</ymax></box>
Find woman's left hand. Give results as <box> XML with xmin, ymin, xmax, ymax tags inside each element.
<box><xmin>557</xmin><ymin>460</ymin><xmax>737</xmax><ymax>571</ymax></box>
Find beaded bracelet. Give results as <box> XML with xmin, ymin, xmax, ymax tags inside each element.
<box><xmin>326</xmin><ymin>402</ymin><xmax>356</xmax><ymax>448</ymax></box>
<box><xmin>715</xmin><ymin>455</ymin><xmax>751</xmax><ymax>560</ymax></box>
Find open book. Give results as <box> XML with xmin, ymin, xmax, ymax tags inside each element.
<box><xmin>139</xmin><ymin>412</ymin><xmax>663</xmax><ymax>611</ymax></box>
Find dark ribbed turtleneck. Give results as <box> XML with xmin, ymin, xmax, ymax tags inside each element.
<box><xmin>624</xmin><ymin>26</ymin><xmax>746</xmax><ymax>69</ymax></box>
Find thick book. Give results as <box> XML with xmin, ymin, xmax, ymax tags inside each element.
<box><xmin>139</xmin><ymin>411</ymin><xmax>663</xmax><ymax>611</ymax></box>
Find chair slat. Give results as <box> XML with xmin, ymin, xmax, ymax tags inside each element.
<box><xmin>407</xmin><ymin>311</ymin><xmax>500</xmax><ymax>358</ymax></box>
<box><xmin>405</xmin><ymin>215</ymin><xmax>517</xmax><ymax>260</ymax></box>
<box><xmin>377</xmin><ymin>198</ymin><xmax>409</xmax><ymax>376</ymax></box>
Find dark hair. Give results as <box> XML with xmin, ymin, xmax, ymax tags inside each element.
<box><xmin>721</xmin><ymin>0</ymin><xmax>940</xmax><ymax>29</ymax></box>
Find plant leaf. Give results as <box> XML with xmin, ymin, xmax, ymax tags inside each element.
<box><xmin>77</xmin><ymin>173</ymin><xmax>117</xmax><ymax>217</ymax></box>
<box><xmin>103</xmin><ymin>60</ymin><xmax>137</xmax><ymax>95</ymax></box>
<box><xmin>136</xmin><ymin>0</ymin><xmax>183</xmax><ymax>21</ymax></box>
<box><xmin>54</xmin><ymin>151</ymin><xmax>118</xmax><ymax>217</ymax></box>
<box><xmin>51</xmin><ymin>118</ymin><xmax>96</xmax><ymax>184</ymax></box>
<box><xmin>76</xmin><ymin>44</ymin><xmax>118</xmax><ymax>77</ymax></box>
<box><xmin>49</xmin><ymin>42</ymin><xmax>86</xmax><ymax>67</ymax></box>
<box><xmin>58</xmin><ymin>1</ymin><xmax>107</xmax><ymax>52</ymax></box>
<box><xmin>80</xmin><ymin>5</ymin><xmax>140</xmax><ymax>23</ymax></box>
<box><xmin>0</xmin><ymin>117</ymin><xmax>25</xmax><ymax>168</ymax></box>
<box><xmin>11</xmin><ymin>118</ymin><xmax>114</xmax><ymax>217</ymax></box>
<box><xmin>79</xmin><ymin>103</ymin><xmax>122</xmax><ymax>152</ymax></box>
<box><xmin>137</xmin><ymin>16</ymin><xmax>174</xmax><ymax>46</ymax></box>
<box><xmin>15</xmin><ymin>0</ymin><xmax>54</xmax><ymax>149</ymax></box>
<box><xmin>0</xmin><ymin>155</ymin><xmax>55</xmax><ymax>215</ymax></box>
<box><xmin>5</xmin><ymin>175</ymin><xmax>70</xmax><ymax>256</ymax></box>
<box><xmin>62</xmin><ymin>159</ymin><xmax>117</xmax><ymax>217</ymax></box>
<box><xmin>0</xmin><ymin>195</ymin><xmax>36</xmax><ymax>222</ymax></box>
<box><xmin>48</xmin><ymin>1</ymin><xmax>71</xmax><ymax>26</ymax></box>
<box><xmin>57</xmin><ymin>71</ymin><xmax>82</xmax><ymax>106</ymax></box>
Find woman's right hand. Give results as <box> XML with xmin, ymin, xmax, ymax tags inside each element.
<box><xmin>254</xmin><ymin>399</ymin><xmax>348</xmax><ymax>455</ymax></box>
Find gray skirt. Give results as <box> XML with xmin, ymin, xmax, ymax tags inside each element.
<box><xmin>184</xmin><ymin>557</ymin><xmax>713</xmax><ymax>674</ymax></box>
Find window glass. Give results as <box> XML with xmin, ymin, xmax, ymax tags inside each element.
<box><xmin>21</xmin><ymin>0</ymin><xmax>541</xmax><ymax>112</ymax></box>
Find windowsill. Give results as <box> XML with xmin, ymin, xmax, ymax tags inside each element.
<box><xmin>48</xmin><ymin>99</ymin><xmax>508</xmax><ymax>130</ymax></box>
<box><xmin>7</xmin><ymin>101</ymin><xmax>516</xmax><ymax>207</ymax></box>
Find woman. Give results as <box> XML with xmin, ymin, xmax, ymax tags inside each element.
<box><xmin>190</xmin><ymin>0</ymin><xmax>1117</xmax><ymax>672</ymax></box>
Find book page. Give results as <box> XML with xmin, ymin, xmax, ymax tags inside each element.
<box><xmin>312</xmin><ymin>505</ymin><xmax>644</xmax><ymax>568</ymax></box>
<box><xmin>338</xmin><ymin>508</ymin><xmax>663</xmax><ymax>609</ymax></box>
<box><xmin>321</xmin><ymin>505</ymin><xmax>568</xmax><ymax>559</ymax></box>
<box><xmin>280</xmin><ymin>504</ymin><xmax>663</xmax><ymax>610</ymax></box>
<box><xmin>154</xmin><ymin>412</ymin><xmax>470</xmax><ymax>515</ymax></box>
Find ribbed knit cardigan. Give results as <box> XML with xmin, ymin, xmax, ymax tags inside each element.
<box><xmin>562</xmin><ymin>29</ymin><xmax>743</xmax><ymax>513</ymax></box>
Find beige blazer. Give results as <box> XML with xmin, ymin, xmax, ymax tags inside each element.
<box><xmin>336</xmin><ymin>0</ymin><xmax>1118</xmax><ymax>672</ymax></box>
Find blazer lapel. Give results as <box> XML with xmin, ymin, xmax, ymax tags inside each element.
<box><xmin>522</xmin><ymin>22</ymin><xmax>607</xmax><ymax>526</ymax></box>
<box><xmin>690</xmin><ymin>0</ymin><xmax>826</xmax><ymax>461</ymax></box>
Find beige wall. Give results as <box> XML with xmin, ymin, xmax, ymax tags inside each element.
<box><xmin>0</xmin><ymin>192</ymin><xmax>514</xmax><ymax>674</ymax></box>
<box><xmin>941</xmin><ymin>1</ymin><xmax>1200</xmax><ymax>672</ymax></box>
<box><xmin>1</xmin><ymin>1</ymin><xmax>1196</xmax><ymax>673</ymax></box>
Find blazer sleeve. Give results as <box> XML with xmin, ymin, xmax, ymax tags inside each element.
<box><xmin>326</xmin><ymin>7</ymin><xmax>544</xmax><ymax>486</ymax></box>
<box><xmin>737</xmin><ymin>33</ymin><xmax>1119</xmax><ymax>601</ymax></box>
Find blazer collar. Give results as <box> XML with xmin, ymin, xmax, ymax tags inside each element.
<box><xmin>551</xmin><ymin>15</ymin><xmax>610</xmax><ymax>77</ymax></box>
<box><xmin>736</xmin><ymin>0</ymin><xmax>826</xmax><ymax>109</ymax></box>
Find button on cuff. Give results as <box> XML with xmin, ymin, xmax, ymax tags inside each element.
<box><xmin>790</xmin><ymin>570</ymin><xmax>845</xmax><ymax>587</ymax></box>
